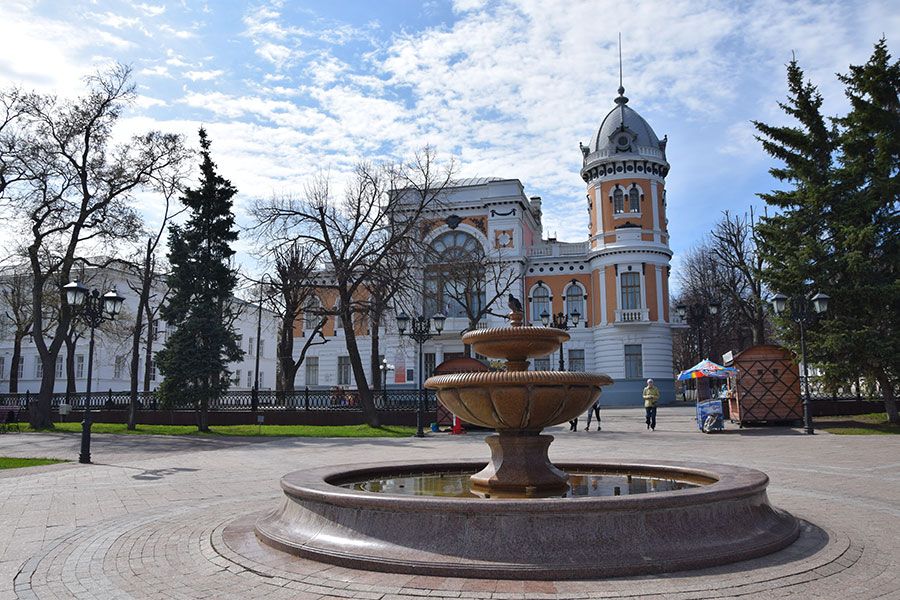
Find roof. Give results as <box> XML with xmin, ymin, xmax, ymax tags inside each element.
<box><xmin>590</xmin><ymin>102</ymin><xmax>661</xmax><ymax>154</ymax></box>
<box><xmin>448</xmin><ymin>177</ymin><xmax>507</xmax><ymax>188</ymax></box>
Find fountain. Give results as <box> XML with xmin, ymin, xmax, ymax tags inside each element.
<box><xmin>255</xmin><ymin>308</ymin><xmax>799</xmax><ymax>579</ymax></box>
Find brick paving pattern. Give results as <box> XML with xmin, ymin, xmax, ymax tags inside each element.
<box><xmin>1</xmin><ymin>407</ymin><xmax>898</xmax><ymax>599</ymax></box>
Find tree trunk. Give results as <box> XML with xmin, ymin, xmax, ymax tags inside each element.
<box><xmin>9</xmin><ymin>336</ymin><xmax>23</xmax><ymax>393</ymax></box>
<box><xmin>370</xmin><ymin>312</ymin><xmax>381</xmax><ymax>392</ymax></box>
<box><xmin>198</xmin><ymin>394</ymin><xmax>210</xmax><ymax>432</ymax></box>
<box><xmin>340</xmin><ymin>303</ymin><xmax>379</xmax><ymax>427</ymax></box>
<box><xmin>876</xmin><ymin>373</ymin><xmax>898</xmax><ymax>425</ymax></box>
<box><xmin>143</xmin><ymin>307</ymin><xmax>154</xmax><ymax>393</ymax></box>
<box><xmin>129</xmin><ymin>239</ymin><xmax>153</xmax><ymax>430</ymax></box>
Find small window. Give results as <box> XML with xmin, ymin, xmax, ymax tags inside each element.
<box><xmin>55</xmin><ymin>356</ymin><xmax>63</xmax><ymax>378</ymax></box>
<box><xmin>613</xmin><ymin>188</ymin><xmax>625</xmax><ymax>214</ymax></box>
<box><xmin>406</xmin><ymin>368</ymin><xmax>414</xmax><ymax>382</ymax></box>
<box><xmin>338</xmin><ymin>356</ymin><xmax>351</xmax><ymax>385</ymax></box>
<box><xmin>533</xmin><ymin>357</ymin><xmax>551</xmax><ymax>371</ymax></box>
<box><xmin>306</xmin><ymin>357</ymin><xmax>319</xmax><ymax>386</ymax></box>
<box><xmin>75</xmin><ymin>355</ymin><xmax>85</xmax><ymax>379</ymax></box>
<box><xmin>624</xmin><ymin>345</ymin><xmax>643</xmax><ymax>379</ymax></box>
<box><xmin>628</xmin><ymin>187</ymin><xmax>640</xmax><ymax>212</ymax></box>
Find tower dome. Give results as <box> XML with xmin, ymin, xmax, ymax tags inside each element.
<box><xmin>579</xmin><ymin>87</ymin><xmax>669</xmax><ymax>182</ymax></box>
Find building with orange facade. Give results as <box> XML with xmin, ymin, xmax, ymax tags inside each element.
<box><xmin>296</xmin><ymin>84</ymin><xmax>675</xmax><ymax>405</ymax></box>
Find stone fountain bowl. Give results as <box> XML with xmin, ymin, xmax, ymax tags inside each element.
<box><xmin>461</xmin><ymin>326</ymin><xmax>570</xmax><ymax>362</ymax></box>
<box><xmin>425</xmin><ymin>371</ymin><xmax>612</xmax><ymax>430</ymax></box>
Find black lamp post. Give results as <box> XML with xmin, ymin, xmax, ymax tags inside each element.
<box><xmin>379</xmin><ymin>358</ymin><xmax>394</xmax><ymax>407</ymax></box>
<box><xmin>541</xmin><ymin>309</ymin><xmax>580</xmax><ymax>371</ymax></box>
<box><xmin>770</xmin><ymin>291</ymin><xmax>829</xmax><ymax>435</ymax></box>
<box><xmin>397</xmin><ymin>312</ymin><xmax>445</xmax><ymax>437</ymax></box>
<box><xmin>63</xmin><ymin>280</ymin><xmax>125</xmax><ymax>464</ymax></box>
<box><xmin>675</xmin><ymin>301</ymin><xmax>720</xmax><ymax>360</ymax></box>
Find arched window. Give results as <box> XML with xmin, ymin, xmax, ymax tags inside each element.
<box><xmin>613</xmin><ymin>188</ymin><xmax>624</xmax><ymax>214</ymax></box>
<box><xmin>628</xmin><ymin>187</ymin><xmax>640</xmax><ymax>213</ymax></box>
<box><xmin>565</xmin><ymin>284</ymin><xmax>584</xmax><ymax>323</ymax></box>
<box><xmin>531</xmin><ymin>285</ymin><xmax>550</xmax><ymax>323</ymax></box>
<box><xmin>425</xmin><ymin>231</ymin><xmax>486</xmax><ymax>319</ymax></box>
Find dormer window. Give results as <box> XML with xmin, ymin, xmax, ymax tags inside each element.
<box><xmin>613</xmin><ymin>188</ymin><xmax>625</xmax><ymax>214</ymax></box>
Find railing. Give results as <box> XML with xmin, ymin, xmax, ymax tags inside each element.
<box><xmin>615</xmin><ymin>308</ymin><xmax>650</xmax><ymax>323</ymax></box>
<box><xmin>526</xmin><ymin>241</ymin><xmax>589</xmax><ymax>258</ymax></box>
<box><xmin>0</xmin><ymin>389</ymin><xmax>438</xmax><ymax>412</ymax></box>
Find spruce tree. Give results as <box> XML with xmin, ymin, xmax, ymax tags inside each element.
<box><xmin>157</xmin><ymin>129</ymin><xmax>243</xmax><ymax>431</ymax></box>
<box><xmin>754</xmin><ymin>43</ymin><xmax>900</xmax><ymax>424</ymax></box>
<box><xmin>828</xmin><ymin>39</ymin><xmax>900</xmax><ymax>423</ymax></box>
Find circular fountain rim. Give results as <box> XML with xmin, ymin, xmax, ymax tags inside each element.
<box><xmin>279</xmin><ymin>459</ymin><xmax>767</xmax><ymax>513</ymax></box>
<box><xmin>462</xmin><ymin>325</ymin><xmax>570</xmax><ymax>344</ymax></box>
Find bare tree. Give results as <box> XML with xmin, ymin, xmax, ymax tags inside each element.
<box><xmin>0</xmin><ymin>64</ymin><xmax>185</xmax><ymax>427</ymax></box>
<box><xmin>1</xmin><ymin>270</ymin><xmax>34</xmax><ymax>392</ymax></box>
<box><xmin>265</xmin><ymin>242</ymin><xmax>328</xmax><ymax>392</ymax></box>
<box><xmin>710</xmin><ymin>210</ymin><xmax>768</xmax><ymax>345</ymax></box>
<box><xmin>252</xmin><ymin>148</ymin><xmax>453</xmax><ymax>426</ymax></box>
<box><xmin>126</xmin><ymin>166</ymin><xmax>188</xmax><ymax>429</ymax></box>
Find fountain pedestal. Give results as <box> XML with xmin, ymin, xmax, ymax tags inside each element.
<box><xmin>472</xmin><ymin>433</ymin><xmax>567</xmax><ymax>493</ymax></box>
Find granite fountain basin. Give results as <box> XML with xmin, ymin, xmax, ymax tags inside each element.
<box><xmin>254</xmin><ymin>459</ymin><xmax>800</xmax><ymax>580</ymax></box>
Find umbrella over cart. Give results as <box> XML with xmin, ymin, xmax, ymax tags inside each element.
<box><xmin>678</xmin><ymin>359</ymin><xmax>736</xmax><ymax>432</ymax></box>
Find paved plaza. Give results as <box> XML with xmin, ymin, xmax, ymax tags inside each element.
<box><xmin>0</xmin><ymin>406</ymin><xmax>898</xmax><ymax>599</ymax></box>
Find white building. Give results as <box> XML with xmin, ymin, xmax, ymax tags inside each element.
<box><xmin>295</xmin><ymin>85</ymin><xmax>676</xmax><ymax>405</ymax></box>
<box><xmin>0</xmin><ymin>262</ymin><xmax>278</xmax><ymax>396</ymax></box>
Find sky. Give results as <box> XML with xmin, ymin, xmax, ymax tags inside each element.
<box><xmin>1</xmin><ymin>0</ymin><xmax>896</xmax><ymax>286</ymax></box>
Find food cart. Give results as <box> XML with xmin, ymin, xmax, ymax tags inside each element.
<box><xmin>678</xmin><ymin>359</ymin><xmax>736</xmax><ymax>433</ymax></box>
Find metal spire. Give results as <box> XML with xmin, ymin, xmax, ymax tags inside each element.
<box><xmin>615</xmin><ymin>33</ymin><xmax>628</xmax><ymax>106</ymax></box>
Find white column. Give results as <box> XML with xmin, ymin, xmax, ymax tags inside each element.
<box><xmin>598</xmin><ymin>266</ymin><xmax>607</xmax><ymax>325</ymax></box>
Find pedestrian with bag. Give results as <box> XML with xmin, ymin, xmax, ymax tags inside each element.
<box><xmin>643</xmin><ymin>378</ymin><xmax>659</xmax><ymax>430</ymax></box>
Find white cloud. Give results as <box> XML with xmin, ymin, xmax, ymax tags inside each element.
<box><xmin>184</xmin><ymin>69</ymin><xmax>224</xmax><ymax>81</ymax></box>
<box><xmin>89</xmin><ymin>12</ymin><xmax>140</xmax><ymax>30</ymax></box>
<box><xmin>133</xmin><ymin>2</ymin><xmax>166</xmax><ymax>17</ymax></box>
<box><xmin>256</xmin><ymin>42</ymin><xmax>295</xmax><ymax>69</ymax></box>
<box><xmin>139</xmin><ymin>65</ymin><xmax>171</xmax><ymax>78</ymax></box>
<box><xmin>159</xmin><ymin>24</ymin><xmax>195</xmax><ymax>39</ymax></box>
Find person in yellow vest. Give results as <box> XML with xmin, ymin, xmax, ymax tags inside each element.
<box><xmin>643</xmin><ymin>378</ymin><xmax>660</xmax><ymax>430</ymax></box>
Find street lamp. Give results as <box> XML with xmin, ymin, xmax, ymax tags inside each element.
<box><xmin>379</xmin><ymin>358</ymin><xmax>395</xmax><ymax>407</ymax></box>
<box><xmin>542</xmin><ymin>310</ymin><xmax>579</xmax><ymax>370</ymax></box>
<box><xmin>675</xmin><ymin>301</ymin><xmax>720</xmax><ymax>359</ymax></box>
<box><xmin>64</xmin><ymin>280</ymin><xmax>125</xmax><ymax>464</ymax></box>
<box><xmin>397</xmin><ymin>312</ymin><xmax>445</xmax><ymax>437</ymax></box>
<box><xmin>770</xmin><ymin>291</ymin><xmax>829</xmax><ymax>435</ymax></box>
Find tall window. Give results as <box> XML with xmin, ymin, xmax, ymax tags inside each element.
<box><xmin>620</xmin><ymin>272</ymin><xmax>641</xmax><ymax>310</ymax></box>
<box><xmin>531</xmin><ymin>286</ymin><xmax>550</xmax><ymax>323</ymax></box>
<box><xmin>304</xmin><ymin>298</ymin><xmax>321</xmax><ymax>330</ymax></box>
<box><xmin>34</xmin><ymin>359</ymin><xmax>42</xmax><ymax>379</ymax></box>
<box><xmin>246</xmin><ymin>370</ymin><xmax>253</xmax><ymax>387</ymax></box>
<box><xmin>114</xmin><ymin>356</ymin><xmax>126</xmax><ymax>380</ymax></box>
<box><xmin>17</xmin><ymin>357</ymin><xmax>24</xmax><ymax>379</ymax></box>
<box><xmin>306</xmin><ymin>357</ymin><xmax>319</xmax><ymax>386</ymax></box>
<box><xmin>0</xmin><ymin>356</ymin><xmax>5</xmax><ymax>380</ymax></box>
<box><xmin>148</xmin><ymin>358</ymin><xmax>157</xmax><ymax>381</ymax></box>
<box><xmin>613</xmin><ymin>188</ymin><xmax>625</xmax><ymax>213</ymax></box>
<box><xmin>248</xmin><ymin>337</ymin><xmax>255</xmax><ymax>356</ymax></box>
<box><xmin>533</xmin><ymin>357</ymin><xmax>551</xmax><ymax>371</ymax></box>
<box><xmin>568</xmin><ymin>349</ymin><xmax>585</xmax><ymax>372</ymax></box>
<box><xmin>424</xmin><ymin>231</ymin><xmax>486</xmax><ymax>318</ymax></box>
<box><xmin>565</xmin><ymin>285</ymin><xmax>584</xmax><ymax>323</ymax></box>
<box><xmin>75</xmin><ymin>355</ymin><xmax>85</xmax><ymax>379</ymax></box>
<box><xmin>425</xmin><ymin>353</ymin><xmax>436</xmax><ymax>378</ymax></box>
<box><xmin>628</xmin><ymin>187</ymin><xmax>640</xmax><ymax>212</ymax></box>
<box><xmin>55</xmin><ymin>356</ymin><xmax>63</xmax><ymax>378</ymax></box>
<box><xmin>625</xmin><ymin>345</ymin><xmax>643</xmax><ymax>379</ymax></box>
<box><xmin>338</xmin><ymin>356</ymin><xmax>351</xmax><ymax>385</ymax></box>
<box><xmin>259</xmin><ymin>339</ymin><xmax>265</xmax><ymax>358</ymax></box>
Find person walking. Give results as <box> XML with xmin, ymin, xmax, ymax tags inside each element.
<box><xmin>585</xmin><ymin>391</ymin><xmax>602</xmax><ymax>431</ymax></box>
<box><xmin>569</xmin><ymin>417</ymin><xmax>578</xmax><ymax>431</ymax></box>
<box><xmin>643</xmin><ymin>378</ymin><xmax>660</xmax><ymax>430</ymax></box>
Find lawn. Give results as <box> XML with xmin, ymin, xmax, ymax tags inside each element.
<box><xmin>19</xmin><ymin>422</ymin><xmax>418</xmax><ymax>438</ymax></box>
<box><xmin>817</xmin><ymin>412</ymin><xmax>900</xmax><ymax>435</ymax></box>
<box><xmin>0</xmin><ymin>457</ymin><xmax>67</xmax><ymax>470</ymax></box>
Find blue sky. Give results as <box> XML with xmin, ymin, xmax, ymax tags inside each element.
<box><xmin>1</xmin><ymin>0</ymin><xmax>896</xmax><ymax>287</ymax></box>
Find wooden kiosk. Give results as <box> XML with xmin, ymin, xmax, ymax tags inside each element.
<box><xmin>724</xmin><ymin>344</ymin><xmax>802</xmax><ymax>426</ymax></box>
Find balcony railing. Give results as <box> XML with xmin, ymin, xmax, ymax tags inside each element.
<box><xmin>615</xmin><ymin>308</ymin><xmax>650</xmax><ymax>323</ymax></box>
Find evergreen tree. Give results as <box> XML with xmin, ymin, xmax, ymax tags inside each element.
<box><xmin>754</xmin><ymin>42</ymin><xmax>899</xmax><ymax>424</ymax></box>
<box><xmin>827</xmin><ymin>39</ymin><xmax>900</xmax><ymax>423</ymax></box>
<box><xmin>157</xmin><ymin>129</ymin><xmax>243</xmax><ymax>431</ymax></box>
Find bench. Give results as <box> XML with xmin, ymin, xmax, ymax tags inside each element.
<box><xmin>0</xmin><ymin>405</ymin><xmax>22</xmax><ymax>433</ymax></box>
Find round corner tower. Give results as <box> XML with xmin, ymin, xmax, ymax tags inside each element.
<box><xmin>581</xmin><ymin>84</ymin><xmax>675</xmax><ymax>404</ymax></box>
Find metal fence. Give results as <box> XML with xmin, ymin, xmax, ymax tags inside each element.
<box><xmin>0</xmin><ymin>388</ymin><xmax>438</xmax><ymax>412</ymax></box>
